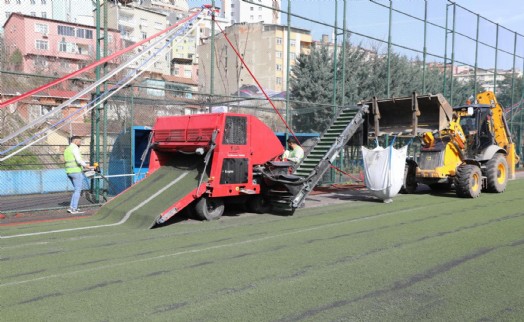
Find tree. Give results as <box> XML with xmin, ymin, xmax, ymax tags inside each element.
<box><xmin>289</xmin><ymin>45</ymin><xmax>334</xmax><ymax>132</ymax></box>
<box><xmin>289</xmin><ymin>41</ymin><xmax>488</xmax><ymax>133</ymax></box>
<box><xmin>334</xmin><ymin>42</ymin><xmax>373</xmax><ymax>104</ymax></box>
<box><xmin>497</xmin><ymin>74</ymin><xmax>523</xmax><ymax>109</ymax></box>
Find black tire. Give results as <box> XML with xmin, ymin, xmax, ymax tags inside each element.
<box><xmin>195</xmin><ymin>196</ymin><xmax>224</xmax><ymax>221</ymax></box>
<box><xmin>400</xmin><ymin>162</ymin><xmax>418</xmax><ymax>194</ymax></box>
<box><xmin>454</xmin><ymin>164</ymin><xmax>482</xmax><ymax>198</ymax></box>
<box><xmin>246</xmin><ymin>195</ymin><xmax>271</xmax><ymax>214</ymax></box>
<box><xmin>485</xmin><ymin>153</ymin><xmax>508</xmax><ymax>193</ymax></box>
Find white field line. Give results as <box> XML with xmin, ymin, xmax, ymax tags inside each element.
<box><xmin>0</xmin><ymin>172</ymin><xmax>189</xmax><ymax>239</ymax></box>
<box><xmin>0</xmin><ymin>205</ymin><xmax>427</xmax><ymax>288</ymax></box>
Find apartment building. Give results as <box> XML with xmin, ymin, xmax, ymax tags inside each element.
<box><xmin>3</xmin><ymin>13</ymin><xmax>122</xmax><ymax>74</ymax></box>
<box><xmin>0</xmin><ymin>0</ymin><xmax>52</xmax><ymax>31</ymax></box>
<box><xmin>198</xmin><ymin>21</ymin><xmax>311</xmax><ymax>95</ymax></box>
<box><xmin>223</xmin><ymin>0</ymin><xmax>281</xmax><ymax>24</ymax></box>
<box><xmin>102</xmin><ymin>1</ymin><xmax>171</xmax><ymax>75</ymax></box>
<box><xmin>452</xmin><ymin>65</ymin><xmax>523</xmax><ymax>93</ymax></box>
<box><xmin>0</xmin><ymin>0</ymin><xmax>95</xmax><ymax>32</ymax></box>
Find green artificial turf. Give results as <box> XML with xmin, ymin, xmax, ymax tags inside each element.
<box><xmin>1</xmin><ymin>180</ymin><xmax>523</xmax><ymax>321</ymax></box>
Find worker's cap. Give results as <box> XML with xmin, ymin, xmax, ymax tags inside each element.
<box><xmin>287</xmin><ymin>137</ymin><xmax>298</xmax><ymax>144</ymax></box>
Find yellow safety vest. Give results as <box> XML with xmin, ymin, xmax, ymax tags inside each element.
<box><xmin>64</xmin><ymin>144</ymin><xmax>82</xmax><ymax>174</ymax></box>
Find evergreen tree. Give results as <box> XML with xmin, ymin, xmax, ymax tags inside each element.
<box><xmin>497</xmin><ymin>75</ymin><xmax>523</xmax><ymax>109</ymax></box>
<box><xmin>289</xmin><ymin>45</ymin><xmax>334</xmax><ymax>132</ymax></box>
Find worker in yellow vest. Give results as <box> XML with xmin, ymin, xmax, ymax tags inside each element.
<box><xmin>64</xmin><ymin>136</ymin><xmax>93</xmax><ymax>214</ymax></box>
<box><xmin>282</xmin><ymin>137</ymin><xmax>304</xmax><ymax>164</ymax></box>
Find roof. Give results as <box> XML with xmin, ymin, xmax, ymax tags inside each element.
<box><xmin>36</xmin><ymin>90</ymin><xmax>90</xmax><ymax>100</ymax></box>
<box><xmin>54</xmin><ymin>121</ymin><xmax>92</xmax><ymax>137</ymax></box>
<box><xmin>161</xmin><ymin>75</ymin><xmax>198</xmax><ymax>86</ymax></box>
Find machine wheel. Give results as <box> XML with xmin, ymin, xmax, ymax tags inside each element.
<box><xmin>246</xmin><ymin>195</ymin><xmax>271</xmax><ymax>214</ymax></box>
<box><xmin>195</xmin><ymin>196</ymin><xmax>224</xmax><ymax>221</ymax></box>
<box><xmin>485</xmin><ymin>153</ymin><xmax>508</xmax><ymax>193</ymax></box>
<box><xmin>400</xmin><ymin>162</ymin><xmax>418</xmax><ymax>194</ymax></box>
<box><xmin>454</xmin><ymin>164</ymin><xmax>482</xmax><ymax>198</ymax></box>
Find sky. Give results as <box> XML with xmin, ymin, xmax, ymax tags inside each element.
<box><xmin>188</xmin><ymin>0</ymin><xmax>524</xmax><ymax>69</ymax></box>
<box><xmin>455</xmin><ymin>0</ymin><xmax>524</xmax><ymax>35</ymax></box>
<box><xmin>188</xmin><ymin>0</ymin><xmax>524</xmax><ymax>34</ymax></box>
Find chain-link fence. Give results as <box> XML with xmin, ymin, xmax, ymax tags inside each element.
<box><xmin>1</xmin><ymin>0</ymin><xmax>523</xmax><ymax>212</ymax></box>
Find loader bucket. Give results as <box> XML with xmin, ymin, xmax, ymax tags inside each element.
<box><xmin>365</xmin><ymin>93</ymin><xmax>453</xmax><ymax>136</ymax></box>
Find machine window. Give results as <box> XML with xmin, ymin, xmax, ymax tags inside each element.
<box><xmin>223</xmin><ymin>116</ymin><xmax>247</xmax><ymax>145</ymax></box>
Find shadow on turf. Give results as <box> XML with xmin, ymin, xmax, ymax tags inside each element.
<box><xmin>152</xmin><ymin>201</ymin><xmax>259</xmax><ymax>229</ymax></box>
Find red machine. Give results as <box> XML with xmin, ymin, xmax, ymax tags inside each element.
<box><xmin>145</xmin><ymin>103</ymin><xmax>369</xmax><ymax>226</ymax></box>
<box><xmin>150</xmin><ymin>113</ymin><xmax>286</xmax><ymax>224</ymax></box>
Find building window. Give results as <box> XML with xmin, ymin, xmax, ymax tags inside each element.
<box><xmin>58</xmin><ymin>25</ymin><xmax>75</xmax><ymax>36</ymax></box>
<box><xmin>276</xmin><ymin>64</ymin><xmax>282</xmax><ymax>71</ymax></box>
<box><xmin>5</xmin><ymin>12</ymin><xmax>11</xmax><ymax>19</ymax></box>
<box><xmin>30</xmin><ymin>0</ymin><xmax>35</xmax><ymax>4</ymax></box>
<box><xmin>41</xmin><ymin>12</ymin><xmax>46</xmax><ymax>18</ymax></box>
<box><xmin>41</xmin><ymin>0</ymin><xmax>46</xmax><ymax>3</ymax></box>
<box><xmin>5</xmin><ymin>1</ymin><xmax>10</xmax><ymax>4</ymax></box>
<box><xmin>276</xmin><ymin>77</ymin><xmax>282</xmax><ymax>84</ymax></box>
<box><xmin>40</xmin><ymin>105</ymin><xmax>54</xmax><ymax>116</ymax></box>
<box><xmin>184</xmin><ymin>70</ymin><xmax>192</xmax><ymax>78</ymax></box>
<box><xmin>259</xmin><ymin>6</ymin><xmax>262</xmax><ymax>11</ymax></box>
<box><xmin>141</xmin><ymin>32</ymin><xmax>147</xmax><ymax>39</ymax></box>
<box><xmin>35</xmin><ymin>40</ymin><xmax>48</xmax><ymax>50</ymax></box>
<box><xmin>250</xmin><ymin>15</ymin><xmax>254</xmax><ymax>20</ymax></box>
<box><xmin>75</xmin><ymin>28</ymin><xmax>93</xmax><ymax>39</ymax></box>
<box><xmin>34</xmin><ymin>57</ymin><xmax>48</xmax><ymax>67</ymax></box>
<box><xmin>276</xmin><ymin>37</ymin><xmax>282</xmax><ymax>45</ymax></box>
<box><xmin>290</xmin><ymin>52</ymin><xmax>296</xmax><ymax>60</ymax></box>
<box><xmin>59</xmin><ymin>42</ymin><xmax>67</xmax><ymax>52</ymax></box>
<box><xmin>155</xmin><ymin>22</ymin><xmax>163</xmax><ymax>30</ymax></box>
<box><xmin>258</xmin><ymin>15</ymin><xmax>262</xmax><ymax>20</ymax></box>
<box><xmin>31</xmin><ymin>12</ymin><xmax>36</xmax><ymax>16</ymax></box>
<box><xmin>290</xmin><ymin>39</ymin><xmax>296</xmax><ymax>47</ymax></box>
<box><xmin>250</xmin><ymin>6</ymin><xmax>254</xmax><ymax>11</ymax></box>
<box><xmin>276</xmin><ymin>51</ymin><xmax>282</xmax><ymax>58</ymax></box>
<box><xmin>35</xmin><ymin>23</ymin><xmax>48</xmax><ymax>34</ymax></box>
<box><xmin>59</xmin><ymin>41</ymin><xmax>76</xmax><ymax>53</ymax></box>
<box><xmin>16</xmin><ymin>0</ymin><xmax>20</xmax><ymax>4</ymax></box>
<box><xmin>231</xmin><ymin>3</ymin><xmax>234</xmax><ymax>8</ymax></box>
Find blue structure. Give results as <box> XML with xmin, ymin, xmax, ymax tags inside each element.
<box><xmin>108</xmin><ymin>126</ymin><xmax>152</xmax><ymax>195</ymax></box>
<box><xmin>274</xmin><ymin>132</ymin><xmax>320</xmax><ymax>146</ymax></box>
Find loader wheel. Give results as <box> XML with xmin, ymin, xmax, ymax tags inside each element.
<box><xmin>195</xmin><ymin>196</ymin><xmax>224</xmax><ymax>221</ymax></box>
<box><xmin>246</xmin><ymin>195</ymin><xmax>271</xmax><ymax>214</ymax></box>
<box><xmin>454</xmin><ymin>164</ymin><xmax>482</xmax><ymax>198</ymax></box>
<box><xmin>400</xmin><ymin>162</ymin><xmax>418</xmax><ymax>194</ymax></box>
<box><xmin>485</xmin><ymin>153</ymin><xmax>508</xmax><ymax>193</ymax></box>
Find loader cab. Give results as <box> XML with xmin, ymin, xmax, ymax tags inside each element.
<box><xmin>456</xmin><ymin>105</ymin><xmax>494</xmax><ymax>155</ymax></box>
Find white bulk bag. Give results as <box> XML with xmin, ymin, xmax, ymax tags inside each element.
<box><xmin>361</xmin><ymin>145</ymin><xmax>407</xmax><ymax>203</ymax></box>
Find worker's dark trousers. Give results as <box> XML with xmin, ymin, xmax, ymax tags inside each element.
<box><xmin>67</xmin><ymin>172</ymin><xmax>83</xmax><ymax>210</ymax></box>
